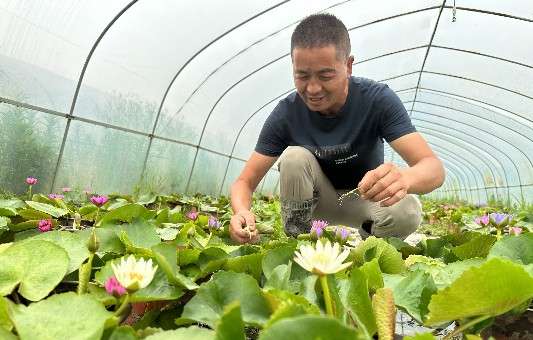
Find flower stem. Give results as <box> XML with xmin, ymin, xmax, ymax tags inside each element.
<box><xmin>94</xmin><ymin>207</ymin><xmax>100</xmax><ymax>225</ymax></box>
<box><xmin>114</xmin><ymin>293</ymin><xmax>131</xmax><ymax>317</ymax></box>
<box><xmin>319</xmin><ymin>275</ymin><xmax>334</xmax><ymax>317</ymax></box>
<box><xmin>496</xmin><ymin>228</ymin><xmax>501</xmax><ymax>241</ymax></box>
<box><xmin>28</xmin><ymin>185</ymin><xmax>32</xmax><ymax>201</ymax></box>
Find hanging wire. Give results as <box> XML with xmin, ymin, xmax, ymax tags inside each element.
<box><xmin>452</xmin><ymin>0</ymin><xmax>457</xmax><ymax>22</ymax></box>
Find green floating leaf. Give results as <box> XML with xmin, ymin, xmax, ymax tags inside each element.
<box><xmin>403</xmin><ymin>332</ymin><xmax>438</xmax><ymax>340</ymax></box>
<box><xmin>360</xmin><ymin>258</ymin><xmax>384</xmax><ymax>293</ymax></box>
<box><xmin>178</xmin><ymin>271</ymin><xmax>271</xmax><ymax>329</ymax></box>
<box><xmin>7</xmin><ymin>292</ymin><xmax>116</xmax><ymax>340</ymax></box>
<box><xmin>0</xmin><ymin>199</ymin><xmax>26</xmax><ymax>210</ymax></box>
<box><xmin>0</xmin><ymin>239</ymin><xmax>69</xmax><ymax>301</ymax></box>
<box><xmin>263</xmin><ymin>289</ymin><xmax>320</xmax><ymax>328</ymax></box>
<box><xmin>25</xmin><ymin>201</ymin><xmax>68</xmax><ymax>218</ymax></box>
<box><xmin>426</xmin><ymin>257</ymin><xmax>533</xmax><ymax>325</ymax></box>
<box><xmin>152</xmin><ymin>242</ymin><xmax>198</xmax><ymax>290</ymax></box>
<box><xmin>107</xmin><ymin>217</ymin><xmax>161</xmax><ymax>249</ymax></box>
<box><xmin>488</xmin><ymin>233</ymin><xmax>533</xmax><ymax>265</ymax></box>
<box><xmin>0</xmin><ymin>296</ymin><xmax>14</xmax><ymax>332</ymax></box>
<box><xmin>31</xmin><ymin>230</ymin><xmax>90</xmax><ymax>274</ymax></box>
<box><xmin>0</xmin><ymin>207</ymin><xmax>17</xmax><ymax>217</ymax></box>
<box><xmin>451</xmin><ymin>234</ymin><xmax>496</xmax><ymax>260</ymax></box>
<box><xmin>17</xmin><ymin>209</ymin><xmax>51</xmax><ymax>220</ymax></box>
<box><xmin>264</xmin><ymin>263</ymin><xmax>301</xmax><ymax>293</ymax></box>
<box><xmin>0</xmin><ymin>216</ymin><xmax>9</xmax><ymax>229</ymax></box>
<box><xmin>328</xmin><ymin>267</ymin><xmax>377</xmax><ymax>338</ymax></box>
<box><xmin>222</xmin><ymin>253</ymin><xmax>263</xmax><ymax>282</ymax></box>
<box><xmin>143</xmin><ymin>327</ymin><xmax>215</xmax><ymax>340</ymax></box>
<box><xmin>106</xmin><ymin>326</ymin><xmax>139</xmax><ymax>340</ymax></box>
<box><xmin>100</xmin><ymin>204</ymin><xmax>156</xmax><ymax>227</ymax></box>
<box><xmin>391</xmin><ymin>270</ymin><xmax>437</xmax><ymax>324</ymax></box>
<box><xmin>351</xmin><ymin>236</ymin><xmax>405</xmax><ymax>274</ymax></box>
<box><xmin>76</xmin><ymin>228</ymin><xmax>125</xmax><ymax>255</ymax></box>
<box><xmin>0</xmin><ymin>327</ymin><xmax>18</xmax><ymax>340</ymax></box>
<box><xmin>258</xmin><ymin>315</ymin><xmax>359</xmax><ymax>340</ymax></box>
<box><xmin>215</xmin><ymin>301</ymin><xmax>245</xmax><ymax>340</ymax></box>
<box><xmin>372</xmin><ymin>287</ymin><xmax>395</xmax><ymax>340</ymax></box>
<box><xmin>433</xmin><ymin>258</ymin><xmax>485</xmax><ymax>286</ymax></box>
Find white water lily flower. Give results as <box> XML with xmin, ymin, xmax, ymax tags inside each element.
<box><xmin>294</xmin><ymin>240</ymin><xmax>352</xmax><ymax>276</ymax></box>
<box><xmin>111</xmin><ymin>255</ymin><xmax>158</xmax><ymax>293</ymax></box>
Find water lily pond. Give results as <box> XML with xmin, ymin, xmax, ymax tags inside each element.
<box><xmin>0</xmin><ymin>185</ymin><xmax>532</xmax><ymax>340</ymax></box>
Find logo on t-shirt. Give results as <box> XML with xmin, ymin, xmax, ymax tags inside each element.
<box><xmin>313</xmin><ymin>143</ymin><xmax>358</xmax><ymax>165</ymax></box>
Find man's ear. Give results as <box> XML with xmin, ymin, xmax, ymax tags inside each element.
<box><xmin>347</xmin><ymin>55</ymin><xmax>354</xmax><ymax>76</ymax></box>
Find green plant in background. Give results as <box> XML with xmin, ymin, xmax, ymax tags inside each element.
<box><xmin>0</xmin><ymin>101</ymin><xmax>58</xmax><ymax>195</ymax></box>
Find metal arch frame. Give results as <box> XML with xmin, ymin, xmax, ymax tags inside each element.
<box><xmin>413</xmin><ymin>116</ymin><xmax>519</xmax><ymax>197</ymax></box>
<box><xmin>217</xmin><ymin>90</ymin><xmax>293</xmax><ymax>197</ymax></box>
<box><xmin>49</xmin><ymin>0</ymin><xmax>140</xmax><ymax>191</ymax></box>
<box><xmin>422</xmin><ymin>134</ymin><xmax>491</xmax><ymax>202</ymax></box>
<box><xmin>415</xmin><ymin>125</ymin><xmax>503</xmax><ymax>197</ymax></box>
<box><xmin>411</xmin><ymin>107</ymin><xmax>525</xmax><ymax>189</ymax></box>
<box><xmin>435</xmin><ymin>156</ymin><xmax>472</xmax><ymax>201</ymax></box>
<box><xmin>413</xmin><ymin>103</ymin><xmax>530</xmax><ymax>179</ymax></box>
<box><xmin>427</xmin><ymin>143</ymin><xmax>482</xmax><ymax>202</ymax></box>
<box><xmin>141</xmin><ymin>1</ymin><xmax>291</xmax><ymax>179</ymax></box>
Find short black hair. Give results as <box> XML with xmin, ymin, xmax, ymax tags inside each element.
<box><xmin>291</xmin><ymin>13</ymin><xmax>351</xmax><ymax>62</ymax></box>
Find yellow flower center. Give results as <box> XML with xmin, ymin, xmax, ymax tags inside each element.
<box><xmin>129</xmin><ymin>272</ymin><xmax>144</xmax><ymax>282</ymax></box>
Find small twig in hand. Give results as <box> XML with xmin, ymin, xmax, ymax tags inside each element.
<box><xmin>243</xmin><ymin>225</ymin><xmax>254</xmax><ymax>239</ymax></box>
<box><xmin>338</xmin><ymin>186</ymin><xmax>361</xmax><ymax>204</ymax></box>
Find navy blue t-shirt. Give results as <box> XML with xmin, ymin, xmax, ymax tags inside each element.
<box><xmin>255</xmin><ymin>76</ymin><xmax>416</xmax><ymax>189</ymax></box>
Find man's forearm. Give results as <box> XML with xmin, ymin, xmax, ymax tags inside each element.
<box><xmin>230</xmin><ymin>179</ymin><xmax>254</xmax><ymax>214</ymax></box>
<box><xmin>401</xmin><ymin>156</ymin><xmax>445</xmax><ymax>195</ymax></box>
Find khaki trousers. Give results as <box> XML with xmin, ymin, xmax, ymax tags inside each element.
<box><xmin>279</xmin><ymin>146</ymin><xmax>422</xmax><ymax>239</ymax></box>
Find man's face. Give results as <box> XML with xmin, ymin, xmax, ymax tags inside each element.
<box><xmin>292</xmin><ymin>45</ymin><xmax>353</xmax><ymax>117</ymax></box>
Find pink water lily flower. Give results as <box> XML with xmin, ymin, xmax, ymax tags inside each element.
<box><xmin>312</xmin><ymin>220</ymin><xmax>328</xmax><ymax>229</ymax></box>
<box><xmin>104</xmin><ymin>276</ymin><xmax>127</xmax><ymax>298</ymax></box>
<box><xmin>510</xmin><ymin>227</ymin><xmax>522</xmax><ymax>236</ymax></box>
<box><xmin>90</xmin><ymin>195</ymin><xmax>108</xmax><ymax>207</ymax></box>
<box><xmin>38</xmin><ymin>219</ymin><xmax>52</xmax><ymax>232</ymax></box>
<box><xmin>26</xmin><ymin>178</ymin><xmax>38</xmax><ymax>185</ymax></box>
<box><xmin>474</xmin><ymin>215</ymin><xmax>489</xmax><ymax>228</ymax></box>
<box><xmin>188</xmin><ymin>212</ymin><xmax>198</xmax><ymax>220</ymax></box>
<box><xmin>61</xmin><ymin>187</ymin><xmax>72</xmax><ymax>192</ymax></box>
<box><xmin>49</xmin><ymin>194</ymin><xmax>64</xmax><ymax>200</ymax></box>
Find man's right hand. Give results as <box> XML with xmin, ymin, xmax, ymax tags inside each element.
<box><xmin>229</xmin><ymin>210</ymin><xmax>259</xmax><ymax>244</ymax></box>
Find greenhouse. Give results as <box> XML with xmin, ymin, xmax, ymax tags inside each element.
<box><xmin>0</xmin><ymin>1</ymin><xmax>532</xmax><ymax>340</ymax></box>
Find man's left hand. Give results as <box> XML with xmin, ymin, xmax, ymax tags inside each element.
<box><xmin>358</xmin><ymin>162</ymin><xmax>408</xmax><ymax>207</ymax></box>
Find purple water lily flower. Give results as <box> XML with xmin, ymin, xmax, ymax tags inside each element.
<box><xmin>208</xmin><ymin>217</ymin><xmax>222</xmax><ymax>231</ymax></box>
<box><xmin>310</xmin><ymin>225</ymin><xmax>324</xmax><ymax>240</ymax></box>
<box><xmin>335</xmin><ymin>228</ymin><xmax>352</xmax><ymax>244</ymax></box>
<box><xmin>90</xmin><ymin>195</ymin><xmax>108</xmax><ymax>207</ymax></box>
<box><xmin>489</xmin><ymin>213</ymin><xmax>513</xmax><ymax>227</ymax></box>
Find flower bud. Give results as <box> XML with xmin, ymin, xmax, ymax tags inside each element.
<box><xmin>87</xmin><ymin>227</ymin><xmax>100</xmax><ymax>253</ymax></box>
